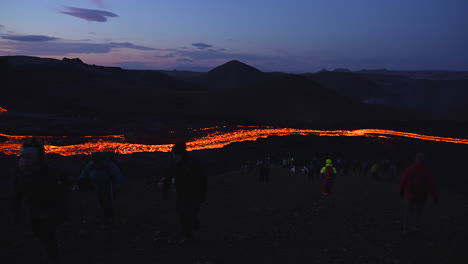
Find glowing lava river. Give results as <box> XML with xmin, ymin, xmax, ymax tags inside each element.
<box><xmin>1</xmin><ymin>126</ymin><xmax>467</xmax><ymax>156</ymax></box>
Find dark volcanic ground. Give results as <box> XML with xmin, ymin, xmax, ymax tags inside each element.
<box><xmin>1</xmin><ymin>135</ymin><xmax>468</xmax><ymax>264</ymax></box>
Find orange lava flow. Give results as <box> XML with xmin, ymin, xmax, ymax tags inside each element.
<box><xmin>0</xmin><ymin>107</ymin><xmax>7</xmax><ymax>113</ymax></box>
<box><xmin>1</xmin><ymin>127</ymin><xmax>467</xmax><ymax>156</ymax></box>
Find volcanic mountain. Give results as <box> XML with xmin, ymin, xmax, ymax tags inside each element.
<box><xmin>200</xmin><ymin>60</ymin><xmax>266</xmax><ymax>90</ymax></box>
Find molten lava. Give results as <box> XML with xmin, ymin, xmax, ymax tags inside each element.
<box><xmin>0</xmin><ymin>127</ymin><xmax>467</xmax><ymax>156</ymax></box>
<box><xmin>0</xmin><ymin>107</ymin><xmax>7</xmax><ymax>113</ymax></box>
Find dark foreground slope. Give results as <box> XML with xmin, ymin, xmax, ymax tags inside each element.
<box><xmin>1</xmin><ymin>135</ymin><xmax>467</xmax><ymax>264</ymax></box>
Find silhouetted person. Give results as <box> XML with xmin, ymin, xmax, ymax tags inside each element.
<box><xmin>163</xmin><ymin>142</ymin><xmax>207</xmax><ymax>242</ymax></box>
<box><xmin>259</xmin><ymin>158</ymin><xmax>271</xmax><ymax>183</ymax></box>
<box><xmin>370</xmin><ymin>162</ymin><xmax>380</xmax><ymax>181</ymax></box>
<box><xmin>319</xmin><ymin>159</ymin><xmax>337</xmax><ymax>196</ymax></box>
<box><xmin>400</xmin><ymin>153</ymin><xmax>438</xmax><ymax>234</ymax></box>
<box><xmin>78</xmin><ymin>152</ymin><xmax>123</xmax><ymax>226</ymax></box>
<box><xmin>10</xmin><ymin>137</ymin><xmax>69</xmax><ymax>264</ymax></box>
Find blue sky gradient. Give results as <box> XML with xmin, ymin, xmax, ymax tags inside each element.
<box><xmin>1</xmin><ymin>0</ymin><xmax>467</xmax><ymax>72</ymax></box>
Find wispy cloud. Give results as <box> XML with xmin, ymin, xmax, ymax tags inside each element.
<box><xmin>109</xmin><ymin>42</ymin><xmax>158</xmax><ymax>51</ymax></box>
<box><xmin>2</xmin><ymin>35</ymin><xmax>60</xmax><ymax>42</ymax></box>
<box><xmin>192</xmin><ymin>43</ymin><xmax>213</xmax><ymax>49</ymax></box>
<box><xmin>60</xmin><ymin>6</ymin><xmax>118</xmax><ymax>22</ymax></box>
<box><xmin>176</xmin><ymin>58</ymin><xmax>193</xmax><ymax>63</ymax></box>
<box><xmin>155</xmin><ymin>54</ymin><xmax>175</xmax><ymax>58</ymax></box>
<box><xmin>90</xmin><ymin>0</ymin><xmax>105</xmax><ymax>8</ymax></box>
<box><xmin>0</xmin><ymin>38</ymin><xmax>158</xmax><ymax>56</ymax></box>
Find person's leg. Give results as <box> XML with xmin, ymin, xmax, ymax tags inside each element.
<box><xmin>321</xmin><ymin>180</ymin><xmax>329</xmax><ymax>196</ymax></box>
<box><xmin>97</xmin><ymin>191</ymin><xmax>114</xmax><ymax>224</ymax></box>
<box><xmin>32</xmin><ymin>218</ymin><xmax>59</xmax><ymax>263</ymax></box>
<box><xmin>177</xmin><ymin>199</ymin><xmax>193</xmax><ymax>240</ymax></box>
<box><xmin>191</xmin><ymin>201</ymin><xmax>201</xmax><ymax>232</ymax></box>
<box><xmin>328</xmin><ymin>180</ymin><xmax>334</xmax><ymax>195</ymax></box>
<box><xmin>405</xmin><ymin>199</ymin><xmax>423</xmax><ymax>233</ymax></box>
<box><xmin>413</xmin><ymin>199</ymin><xmax>426</xmax><ymax>231</ymax></box>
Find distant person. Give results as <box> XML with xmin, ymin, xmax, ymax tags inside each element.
<box><xmin>319</xmin><ymin>159</ymin><xmax>337</xmax><ymax>196</ymax></box>
<box><xmin>259</xmin><ymin>158</ymin><xmax>271</xmax><ymax>184</ymax></box>
<box><xmin>10</xmin><ymin>137</ymin><xmax>69</xmax><ymax>264</ymax></box>
<box><xmin>370</xmin><ymin>162</ymin><xmax>380</xmax><ymax>180</ymax></box>
<box><xmin>361</xmin><ymin>160</ymin><xmax>369</xmax><ymax>177</ymax></box>
<box><xmin>400</xmin><ymin>153</ymin><xmax>438</xmax><ymax>234</ymax></box>
<box><xmin>78</xmin><ymin>152</ymin><xmax>123</xmax><ymax>226</ymax></box>
<box><xmin>163</xmin><ymin>142</ymin><xmax>207</xmax><ymax>242</ymax></box>
<box><xmin>290</xmin><ymin>166</ymin><xmax>296</xmax><ymax>175</ymax></box>
<box><xmin>301</xmin><ymin>165</ymin><xmax>309</xmax><ymax>177</ymax></box>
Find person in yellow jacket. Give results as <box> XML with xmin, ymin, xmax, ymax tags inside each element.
<box><xmin>320</xmin><ymin>159</ymin><xmax>337</xmax><ymax>196</ymax></box>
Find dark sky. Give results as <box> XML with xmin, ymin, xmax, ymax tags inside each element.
<box><xmin>1</xmin><ymin>0</ymin><xmax>467</xmax><ymax>72</ymax></box>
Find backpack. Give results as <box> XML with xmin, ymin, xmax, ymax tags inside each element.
<box><xmin>407</xmin><ymin>168</ymin><xmax>427</xmax><ymax>194</ymax></box>
<box><xmin>324</xmin><ymin>166</ymin><xmax>334</xmax><ymax>180</ymax></box>
<box><xmin>78</xmin><ymin>160</ymin><xmax>116</xmax><ymax>192</ymax></box>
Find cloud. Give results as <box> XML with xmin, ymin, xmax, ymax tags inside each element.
<box><xmin>2</xmin><ymin>35</ymin><xmax>60</xmax><ymax>42</ymax></box>
<box><xmin>0</xmin><ymin>39</ymin><xmax>158</xmax><ymax>55</ymax></box>
<box><xmin>176</xmin><ymin>58</ymin><xmax>193</xmax><ymax>63</ymax></box>
<box><xmin>90</xmin><ymin>0</ymin><xmax>105</xmax><ymax>8</ymax></box>
<box><xmin>60</xmin><ymin>6</ymin><xmax>118</xmax><ymax>22</ymax></box>
<box><xmin>109</xmin><ymin>42</ymin><xmax>158</xmax><ymax>51</ymax></box>
<box><xmin>155</xmin><ymin>54</ymin><xmax>175</xmax><ymax>58</ymax></box>
<box><xmin>192</xmin><ymin>43</ymin><xmax>213</xmax><ymax>49</ymax></box>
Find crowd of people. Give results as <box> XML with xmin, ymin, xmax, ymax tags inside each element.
<box><xmin>8</xmin><ymin>137</ymin><xmax>438</xmax><ymax>264</ymax></box>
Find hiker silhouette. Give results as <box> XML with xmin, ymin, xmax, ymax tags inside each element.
<box><xmin>10</xmin><ymin>137</ymin><xmax>69</xmax><ymax>264</ymax></box>
<box><xmin>78</xmin><ymin>152</ymin><xmax>123</xmax><ymax>226</ymax></box>
<box><xmin>163</xmin><ymin>142</ymin><xmax>207</xmax><ymax>242</ymax></box>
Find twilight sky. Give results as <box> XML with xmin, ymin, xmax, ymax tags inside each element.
<box><xmin>1</xmin><ymin>0</ymin><xmax>467</xmax><ymax>72</ymax></box>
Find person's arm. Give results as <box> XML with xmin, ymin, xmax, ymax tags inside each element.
<box><xmin>162</xmin><ymin>166</ymin><xmax>173</xmax><ymax>200</ymax></box>
<box><xmin>319</xmin><ymin>167</ymin><xmax>325</xmax><ymax>179</ymax></box>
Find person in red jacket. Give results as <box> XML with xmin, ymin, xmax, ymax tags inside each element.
<box><xmin>400</xmin><ymin>152</ymin><xmax>438</xmax><ymax>234</ymax></box>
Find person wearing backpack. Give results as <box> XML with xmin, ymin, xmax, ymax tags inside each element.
<box><xmin>78</xmin><ymin>152</ymin><xmax>123</xmax><ymax>226</ymax></box>
<box><xmin>10</xmin><ymin>137</ymin><xmax>69</xmax><ymax>264</ymax></box>
<box><xmin>319</xmin><ymin>159</ymin><xmax>337</xmax><ymax>196</ymax></box>
<box><xmin>400</xmin><ymin>153</ymin><xmax>438</xmax><ymax>234</ymax></box>
<box><xmin>163</xmin><ymin>142</ymin><xmax>207</xmax><ymax>242</ymax></box>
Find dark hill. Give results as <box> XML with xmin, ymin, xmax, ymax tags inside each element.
<box><xmin>0</xmin><ymin>56</ymin><xmax>431</xmax><ymax>129</ymax></box>
<box><xmin>2</xmin><ymin>56</ymin><xmax>194</xmax><ymax>117</ymax></box>
<box><xmin>200</xmin><ymin>60</ymin><xmax>266</xmax><ymax>90</ymax></box>
<box><xmin>208</xmin><ymin>74</ymin><xmax>394</xmax><ymax>125</ymax></box>
<box><xmin>304</xmin><ymin>71</ymin><xmax>385</xmax><ymax>103</ymax></box>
